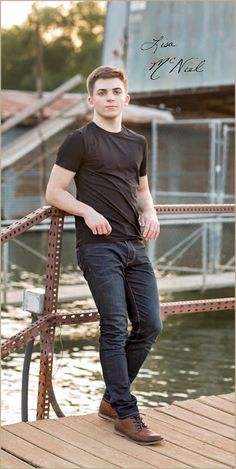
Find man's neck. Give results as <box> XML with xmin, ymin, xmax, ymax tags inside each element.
<box><xmin>92</xmin><ymin>115</ymin><xmax>122</xmax><ymax>133</ymax></box>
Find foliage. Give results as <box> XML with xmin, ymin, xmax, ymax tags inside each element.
<box><xmin>2</xmin><ymin>2</ymin><xmax>105</xmax><ymax>92</ymax></box>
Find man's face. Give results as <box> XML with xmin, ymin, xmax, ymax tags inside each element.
<box><xmin>88</xmin><ymin>77</ymin><xmax>130</xmax><ymax>119</ymax></box>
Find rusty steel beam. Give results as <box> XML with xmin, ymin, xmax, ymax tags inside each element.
<box><xmin>1</xmin><ymin>204</ymin><xmax>234</xmax><ymax>245</ymax></box>
<box><xmin>36</xmin><ymin>212</ymin><xmax>64</xmax><ymax>420</ymax></box>
<box><xmin>1</xmin><ymin>204</ymin><xmax>234</xmax><ymax>242</ymax></box>
<box><xmin>1</xmin><ymin>206</ymin><xmax>63</xmax><ymax>244</ymax></box>
<box><xmin>2</xmin><ymin>299</ymin><xmax>234</xmax><ymax>359</ymax></box>
<box><xmin>1</xmin><ymin>310</ymin><xmax>99</xmax><ymax>359</ymax></box>
<box><xmin>155</xmin><ymin>204</ymin><xmax>235</xmax><ymax>214</ymax></box>
<box><xmin>37</xmin><ymin>326</ymin><xmax>57</xmax><ymax>419</ymax></box>
<box><xmin>1</xmin><ymin>313</ymin><xmax>56</xmax><ymax>358</ymax></box>
<box><xmin>43</xmin><ymin>214</ymin><xmax>64</xmax><ymax>316</ymax></box>
<box><xmin>160</xmin><ymin>298</ymin><xmax>235</xmax><ymax>315</ymax></box>
<box><xmin>54</xmin><ymin>298</ymin><xmax>235</xmax><ymax>322</ymax></box>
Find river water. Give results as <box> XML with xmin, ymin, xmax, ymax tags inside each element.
<box><xmin>1</xmin><ymin>286</ymin><xmax>234</xmax><ymax>425</ymax></box>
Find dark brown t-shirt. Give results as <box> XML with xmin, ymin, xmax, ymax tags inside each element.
<box><xmin>56</xmin><ymin>121</ymin><xmax>147</xmax><ymax>246</ymax></box>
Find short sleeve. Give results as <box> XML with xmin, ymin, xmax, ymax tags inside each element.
<box><xmin>139</xmin><ymin>138</ymin><xmax>147</xmax><ymax>176</ymax></box>
<box><xmin>55</xmin><ymin>130</ymin><xmax>85</xmax><ymax>173</ymax></box>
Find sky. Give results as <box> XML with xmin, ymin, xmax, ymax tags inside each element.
<box><xmin>1</xmin><ymin>1</ymin><xmax>78</xmax><ymax>28</ymax></box>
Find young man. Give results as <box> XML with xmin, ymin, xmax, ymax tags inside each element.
<box><xmin>46</xmin><ymin>65</ymin><xmax>163</xmax><ymax>445</ymax></box>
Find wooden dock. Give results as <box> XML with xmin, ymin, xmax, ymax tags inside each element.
<box><xmin>4</xmin><ymin>272</ymin><xmax>234</xmax><ymax>307</ymax></box>
<box><xmin>1</xmin><ymin>393</ymin><xmax>235</xmax><ymax>468</ymax></box>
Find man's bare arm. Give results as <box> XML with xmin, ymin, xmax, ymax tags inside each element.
<box><xmin>137</xmin><ymin>175</ymin><xmax>160</xmax><ymax>241</ymax></box>
<box><xmin>46</xmin><ymin>164</ymin><xmax>112</xmax><ymax>236</ymax></box>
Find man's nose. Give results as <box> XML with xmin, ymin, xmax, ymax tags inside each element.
<box><xmin>106</xmin><ymin>93</ymin><xmax>115</xmax><ymax>101</ymax></box>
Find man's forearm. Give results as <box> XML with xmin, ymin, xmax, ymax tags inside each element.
<box><xmin>46</xmin><ymin>185</ymin><xmax>112</xmax><ymax>235</ymax></box>
<box><xmin>137</xmin><ymin>189</ymin><xmax>156</xmax><ymax>214</ymax></box>
<box><xmin>137</xmin><ymin>188</ymin><xmax>160</xmax><ymax>240</ymax></box>
<box><xmin>46</xmin><ymin>187</ymin><xmax>93</xmax><ymax>218</ymax></box>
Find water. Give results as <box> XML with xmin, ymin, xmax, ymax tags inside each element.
<box><xmin>1</xmin><ymin>290</ymin><xmax>234</xmax><ymax>425</ymax></box>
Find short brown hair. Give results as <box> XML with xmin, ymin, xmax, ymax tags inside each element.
<box><xmin>86</xmin><ymin>65</ymin><xmax>128</xmax><ymax>96</ymax></box>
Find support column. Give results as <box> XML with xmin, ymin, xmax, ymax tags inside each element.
<box><xmin>36</xmin><ymin>211</ymin><xmax>64</xmax><ymax>419</ymax></box>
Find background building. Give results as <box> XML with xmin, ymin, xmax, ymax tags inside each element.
<box><xmin>102</xmin><ymin>0</ymin><xmax>234</xmax><ymax>118</ymax></box>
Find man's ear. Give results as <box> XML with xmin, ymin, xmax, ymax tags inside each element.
<box><xmin>87</xmin><ymin>96</ymin><xmax>94</xmax><ymax>107</ymax></box>
<box><xmin>125</xmin><ymin>94</ymin><xmax>130</xmax><ymax>105</ymax></box>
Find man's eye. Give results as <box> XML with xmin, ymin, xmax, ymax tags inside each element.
<box><xmin>114</xmin><ymin>89</ymin><xmax>122</xmax><ymax>94</ymax></box>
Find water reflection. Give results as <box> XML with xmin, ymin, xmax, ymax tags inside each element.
<box><xmin>1</xmin><ymin>303</ymin><xmax>234</xmax><ymax>425</ymax></box>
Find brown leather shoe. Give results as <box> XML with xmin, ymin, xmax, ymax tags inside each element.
<box><xmin>98</xmin><ymin>399</ymin><xmax>118</xmax><ymax>421</ymax></box>
<box><xmin>114</xmin><ymin>415</ymin><xmax>164</xmax><ymax>445</ymax></box>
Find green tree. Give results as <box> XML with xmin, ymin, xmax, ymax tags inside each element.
<box><xmin>65</xmin><ymin>1</ymin><xmax>105</xmax><ymax>83</ymax></box>
<box><xmin>2</xmin><ymin>26</ymin><xmax>36</xmax><ymax>90</ymax></box>
<box><xmin>2</xmin><ymin>2</ymin><xmax>105</xmax><ymax>92</ymax></box>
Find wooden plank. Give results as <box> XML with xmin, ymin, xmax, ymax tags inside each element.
<box><xmin>3</xmin><ymin>422</ymin><xmax>117</xmax><ymax>469</ymax></box>
<box><xmin>218</xmin><ymin>393</ymin><xmax>235</xmax><ymax>402</ymax></box>
<box><xmin>197</xmin><ymin>395</ymin><xmax>235</xmax><ymax>415</ymax></box>
<box><xmin>1</xmin><ymin>429</ymin><xmax>77</xmax><ymax>469</ymax></box>
<box><xmin>61</xmin><ymin>415</ymin><xmax>192</xmax><ymax>469</ymax></box>
<box><xmin>144</xmin><ymin>412</ymin><xmax>235</xmax><ymax>468</ymax></box>
<box><xmin>2</xmin><ymin>394</ymin><xmax>234</xmax><ymax>469</ymax></box>
<box><xmin>218</xmin><ymin>393</ymin><xmax>234</xmax><ymax>400</ymax></box>
<box><xmin>80</xmin><ymin>413</ymin><xmax>231</xmax><ymax>469</ymax></box>
<box><xmin>173</xmin><ymin>399</ymin><xmax>234</xmax><ymax>427</ymax></box>
<box><xmin>147</xmin><ymin>408</ymin><xmax>234</xmax><ymax>453</ymax></box>
<box><xmin>29</xmin><ymin>418</ymin><xmax>144</xmax><ymax>469</ymax></box>
<box><xmin>0</xmin><ymin>450</ymin><xmax>36</xmax><ymax>468</ymax></box>
<box><xmin>156</xmin><ymin>404</ymin><xmax>234</xmax><ymax>439</ymax></box>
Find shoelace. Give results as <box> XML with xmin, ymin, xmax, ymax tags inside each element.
<box><xmin>131</xmin><ymin>415</ymin><xmax>148</xmax><ymax>431</ymax></box>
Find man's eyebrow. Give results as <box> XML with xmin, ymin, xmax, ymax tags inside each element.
<box><xmin>96</xmin><ymin>87</ymin><xmax>122</xmax><ymax>92</ymax></box>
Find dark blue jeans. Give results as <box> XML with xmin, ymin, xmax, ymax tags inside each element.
<box><xmin>76</xmin><ymin>240</ymin><xmax>162</xmax><ymax>418</ymax></box>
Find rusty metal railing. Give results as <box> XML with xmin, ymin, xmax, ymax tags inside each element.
<box><xmin>1</xmin><ymin>204</ymin><xmax>235</xmax><ymax>420</ymax></box>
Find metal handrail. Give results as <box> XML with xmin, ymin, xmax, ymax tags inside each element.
<box><xmin>1</xmin><ymin>204</ymin><xmax>234</xmax><ymax>245</ymax></box>
<box><xmin>1</xmin><ymin>204</ymin><xmax>235</xmax><ymax>421</ymax></box>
